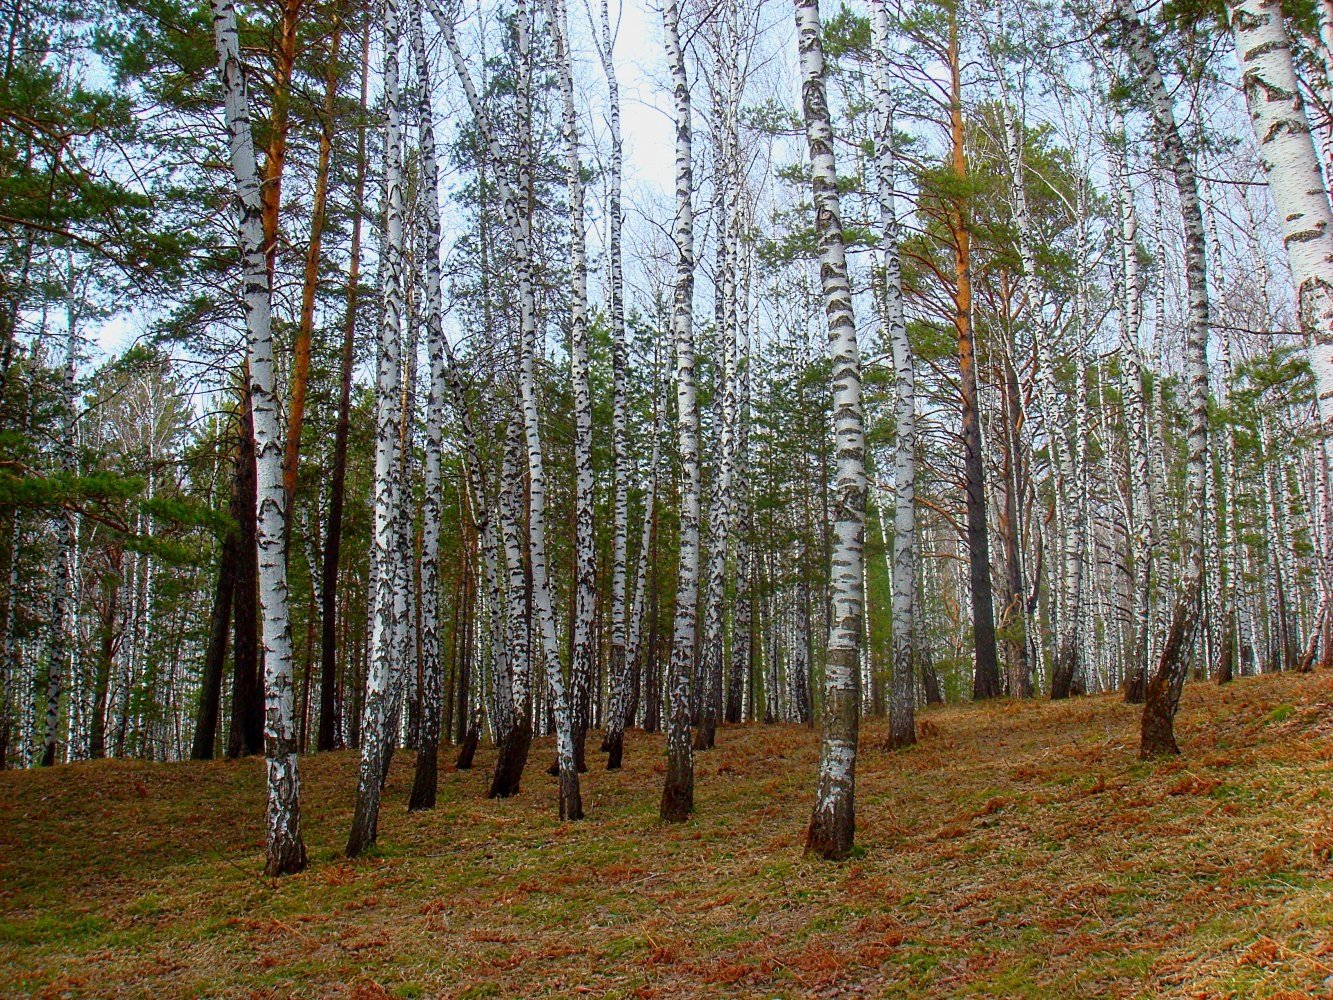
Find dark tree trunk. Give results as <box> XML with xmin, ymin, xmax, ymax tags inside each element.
<box><xmin>192</xmin><ymin>523</ymin><xmax>238</xmax><ymax>760</ymax></box>
<box><xmin>921</xmin><ymin>651</ymin><xmax>943</xmax><ymax>706</ymax></box>
<box><xmin>89</xmin><ymin>561</ymin><xmax>120</xmax><ymax>760</ymax></box>
<box><xmin>227</xmin><ymin>394</ymin><xmax>264</xmax><ymax>759</ymax></box>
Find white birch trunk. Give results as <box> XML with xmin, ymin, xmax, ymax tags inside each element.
<box><xmin>544</xmin><ymin>0</ymin><xmax>596</xmax><ymax>769</ymax></box>
<box><xmin>210</xmin><ymin>0</ymin><xmax>306</xmax><ymax>874</ymax></box>
<box><xmin>427</xmin><ymin>0</ymin><xmax>582</xmax><ymax>817</ymax></box>
<box><xmin>796</xmin><ymin>0</ymin><xmax>867</xmax><ymax>860</ymax></box>
<box><xmin>1119</xmin><ymin>0</ymin><xmax>1212</xmax><ymax>756</ymax></box>
<box><xmin>659</xmin><ymin>0</ymin><xmax>699</xmax><ymax>822</ymax></box>
<box><xmin>593</xmin><ymin>0</ymin><xmax>633</xmax><ymax>767</ymax></box>
<box><xmin>870</xmin><ymin>0</ymin><xmax>916</xmax><ymax>747</ymax></box>
<box><xmin>347</xmin><ymin>0</ymin><xmax>405</xmax><ymax>856</ymax></box>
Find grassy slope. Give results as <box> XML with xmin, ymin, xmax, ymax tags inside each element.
<box><xmin>1</xmin><ymin>672</ymin><xmax>1332</xmax><ymax>999</ymax></box>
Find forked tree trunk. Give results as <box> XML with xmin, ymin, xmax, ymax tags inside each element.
<box><xmin>796</xmin><ymin>0</ymin><xmax>868</xmax><ymax>861</ymax></box>
<box><xmin>211</xmin><ymin>0</ymin><xmax>307</xmax><ymax>875</ymax></box>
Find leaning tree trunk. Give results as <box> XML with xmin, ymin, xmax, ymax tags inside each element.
<box><xmin>347</xmin><ymin>0</ymin><xmax>406</xmax><ymax>858</ymax></box>
<box><xmin>211</xmin><ymin>0</ymin><xmax>307</xmax><ymax>876</ymax></box>
<box><xmin>192</xmin><ymin>453</ymin><xmax>240</xmax><ymax>761</ymax></box>
<box><xmin>796</xmin><ymin>0</ymin><xmax>868</xmax><ymax>861</ymax></box>
<box><xmin>871</xmin><ymin>0</ymin><xmax>916</xmax><ymax>749</ymax></box>
<box><xmin>1119</xmin><ymin>0</ymin><xmax>1211</xmax><ymax>758</ymax></box>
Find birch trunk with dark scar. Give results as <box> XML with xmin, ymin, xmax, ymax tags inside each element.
<box><xmin>544</xmin><ymin>0</ymin><xmax>595</xmax><ymax>773</ymax></box>
<box><xmin>347</xmin><ymin>0</ymin><xmax>405</xmax><ymax>857</ymax></box>
<box><xmin>1228</xmin><ymin>0</ymin><xmax>1333</xmax><ymax>667</ymax></box>
<box><xmin>428</xmin><ymin>0</ymin><xmax>581</xmax><ymax>818</ymax></box>
<box><xmin>795</xmin><ymin>0</ymin><xmax>867</xmax><ymax>860</ymax></box>
<box><xmin>1118</xmin><ymin>0</ymin><xmax>1211</xmax><ymax>757</ymax></box>
<box><xmin>593</xmin><ymin>0</ymin><xmax>632</xmax><ymax>769</ymax></box>
<box><xmin>210</xmin><ymin>0</ymin><xmax>306</xmax><ymax>875</ymax></box>
<box><xmin>871</xmin><ymin>0</ymin><xmax>916</xmax><ymax>745</ymax></box>
<box><xmin>660</xmin><ymin>0</ymin><xmax>698</xmax><ymax>823</ymax></box>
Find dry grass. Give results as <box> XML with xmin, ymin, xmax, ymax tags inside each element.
<box><xmin>2</xmin><ymin>671</ymin><xmax>1332</xmax><ymax>999</ymax></box>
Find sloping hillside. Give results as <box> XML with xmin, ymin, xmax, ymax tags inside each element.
<box><xmin>2</xmin><ymin>672</ymin><xmax>1331</xmax><ymax>999</ymax></box>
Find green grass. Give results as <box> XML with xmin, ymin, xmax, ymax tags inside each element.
<box><xmin>1</xmin><ymin>671</ymin><xmax>1332</xmax><ymax>998</ymax></box>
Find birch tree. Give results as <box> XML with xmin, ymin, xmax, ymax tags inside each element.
<box><xmin>347</xmin><ymin>0</ymin><xmax>405</xmax><ymax>857</ymax></box>
<box><xmin>210</xmin><ymin>0</ymin><xmax>306</xmax><ymax>875</ymax></box>
<box><xmin>660</xmin><ymin>0</ymin><xmax>699</xmax><ymax>823</ymax></box>
<box><xmin>870</xmin><ymin>0</ymin><xmax>916</xmax><ymax>749</ymax></box>
<box><xmin>796</xmin><ymin>0</ymin><xmax>868</xmax><ymax>860</ymax></box>
<box><xmin>1117</xmin><ymin>0</ymin><xmax>1212</xmax><ymax>757</ymax></box>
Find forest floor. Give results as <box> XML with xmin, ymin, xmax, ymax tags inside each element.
<box><xmin>3</xmin><ymin>672</ymin><xmax>1333</xmax><ymax>999</ymax></box>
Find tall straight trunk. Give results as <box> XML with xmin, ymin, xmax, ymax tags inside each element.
<box><xmin>871</xmin><ymin>0</ymin><xmax>917</xmax><ymax>745</ymax></box>
<box><xmin>620</xmin><ymin>373</ymin><xmax>663</xmax><ymax>754</ymax></box>
<box><xmin>318</xmin><ymin>11</ymin><xmax>370</xmax><ymax>753</ymax></box>
<box><xmin>1113</xmin><ymin>108</ymin><xmax>1153</xmax><ymax>704</ymax></box>
<box><xmin>347</xmin><ymin>0</ymin><xmax>406</xmax><ymax>858</ymax></box>
<box><xmin>544</xmin><ymin>0</ymin><xmax>596</xmax><ymax>773</ymax></box>
<box><xmin>594</xmin><ymin>0</ymin><xmax>632</xmax><ymax>769</ymax></box>
<box><xmin>284</xmin><ymin>10</ymin><xmax>345</xmax><ymax>512</ymax></box>
<box><xmin>947</xmin><ymin>10</ymin><xmax>1000</xmax><ymax>701</ymax></box>
<box><xmin>409</xmin><ymin>4</ymin><xmax>473</xmax><ymax>809</ymax></box>
<box><xmin>660</xmin><ymin>0</ymin><xmax>699</xmax><ymax>823</ymax></box>
<box><xmin>796</xmin><ymin>0</ymin><xmax>868</xmax><ymax>861</ymax></box>
<box><xmin>39</xmin><ymin>320</ymin><xmax>78</xmax><ymax>766</ymax></box>
<box><xmin>727</xmin><ymin>259</ymin><xmax>753</xmax><ymax>725</ymax></box>
<box><xmin>429</xmin><ymin>0</ymin><xmax>582</xmax><ymax>819</ymax></box>
<box><xmin>492</xmin><ymin>419</ymin><xmax>535</xmax><ymax>795</ymax></box>
<box><xmin>1118</xmin><ymin>0</ymin><xmax>1211</xmax><ymax>758</ymax></box>
<box><xmin>227</xmin><ymin>394</ymin><xmax>263</xmax><ymax>758</ymax></box>
<box><xmin>697</xmin><ymin>12</ymin><xmax>741</xmax><ymax>751</ymax></box>
<box><xmin>211</xmin><ymin>0</ymin><xmax>307</xmax><ymax>876</ymax></box>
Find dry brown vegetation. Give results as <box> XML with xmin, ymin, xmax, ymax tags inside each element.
<box><xmin>2</xmin><ymin>670</ymin><xmax>1332</xmax><ymax>998</ymax></box>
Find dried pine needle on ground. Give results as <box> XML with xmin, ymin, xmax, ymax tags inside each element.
<box><xmin>1</xmin><ymin>670</ymin><xmax>1331</xmax><ymax>998</ymax></box>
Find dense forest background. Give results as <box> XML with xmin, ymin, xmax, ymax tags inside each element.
<box><xmin>1</xmin><ymin>0</ymin><xmax>1329</xmax><ymax>866</ymax></box>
